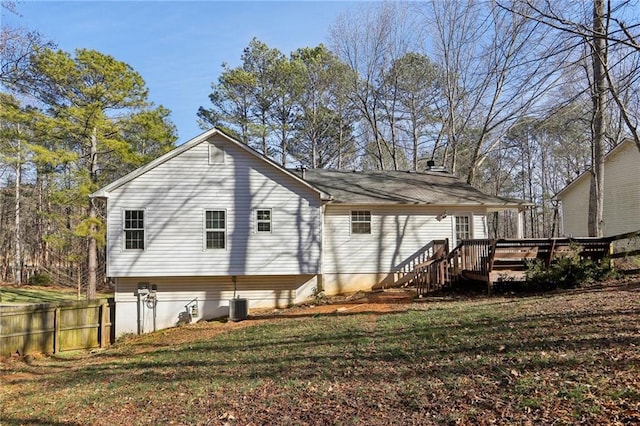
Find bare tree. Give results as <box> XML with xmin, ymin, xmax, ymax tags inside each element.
<box><xmin>503</xmin><ymin>0</ymin><xmax>640</xmax><ymax>151</ymax></box>
<box><xmin>330</xmin><ymin>2</ymin><xmax>417</xmax><ymax>170</ymax></box>
<box><xmin>499</xmin><ymin>0</ymin><xmax>640</xmax><ymax>236</ymax></box>
<box><xmin>588</xmin><ymin>0</ymin><xmax>607</xmax><ymax>237</ymax></box>
<box><xmin>420</xmin><ymin>1</ymin><xmax>566</xmax><ymax>184</ymax></box>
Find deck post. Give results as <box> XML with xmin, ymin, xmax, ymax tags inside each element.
<box><xmin>517</xmin><ymin>208</ymin><xmax>525</xmax><ymax>239</ymax></box>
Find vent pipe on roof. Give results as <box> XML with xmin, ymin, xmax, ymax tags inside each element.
<box><xmin>296</xmin><ymin>165</ymin><xmax>306</xmax><ymax>179</ymax></box>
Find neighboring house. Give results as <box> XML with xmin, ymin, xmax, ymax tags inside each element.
<box><xmin>92</xmin><ymin>128</ymin><xmax>528</xmax><ymax>336</ymax></box>
<box><xmin>556</xmin><ymin>139</ymin><xmax>640</xmax><ymax>237</ymax></box>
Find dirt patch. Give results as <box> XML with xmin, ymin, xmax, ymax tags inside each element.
<box><xmin>251</xmin><ymin>288</ymin><xmax>416</xmax><ymax>318</ymax></box>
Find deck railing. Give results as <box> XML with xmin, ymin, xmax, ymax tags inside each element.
<box><xmin>394</xmin><ymin>235</ymin><xmax>615</xmax><ymax>297</ymax></box>
<box><xmin>408</xmin><ymin>236</ymin><xmax>613</xmax><ymax>296</ymax></box>
<box><xmin>392</xmin><ymin>239</ymin><xmax>449</xmax><ymax>287</ymax></box>
<box><xmin>414</xmin><ymin>240</ymin><xmax>449</xmax><ymax>296</ymax></box>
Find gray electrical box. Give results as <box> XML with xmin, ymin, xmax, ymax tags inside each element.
<box><xmin>136</xmin><ymin>283</ymin><xmax>149</xmax><ymax>296</ymax></box>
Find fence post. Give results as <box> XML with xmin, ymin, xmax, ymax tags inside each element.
<box><xmin>54</xmin><ymin>307</ymin><xmax>61</xmax><ymax>353</ymax></box>
<box><xmin>609</xmin><ymin>243</ymin><xmax>614</xmax><ymax>269</ymax></box>
<box><xmin>100</xmin><ymin>302</ymin><xmax>107</xmax><ymax>348</ymax></box>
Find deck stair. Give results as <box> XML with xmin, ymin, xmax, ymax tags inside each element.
<box><xmin>487</xmin><ymin>244</ymin><xmax>538</xmax><ymax>293</ymax></box>
<box><xmin>380</xmin><ymin>239</ymin><xmax>450</xmax><ymax>295</ymax></box>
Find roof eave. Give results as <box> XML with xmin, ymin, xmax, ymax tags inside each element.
<box><xmin>90</xmin><ymin>128</ymin><xmax>220</xmax><ymax>198</ymax></box>
<box><xmin>90</xmin><ymin>127</ymin><xmax>328</xmax><ymax>201</ymax></box>
<box><xmin>323</xmin><ymin>201</ymin><xmax>532</xmax><ymax>208</ymax></box>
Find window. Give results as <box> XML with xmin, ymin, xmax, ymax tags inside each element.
<box><xmin>205</xmin><ymin>210</ymin><xmax>226</xmax><ymax>249</ymax></box>
<box><xmin>351</xmin><ymin>210</ymin><xmax>371</xmax><ymax>234</ymax></box>
<box><xmin>208</xmin><ymin>143</ymin><xmax>225</xmax><ymax>165</ymax></box>
<box><xmin>124</xmin><ymin>210</ymin><xmax>144</xmax><ymax>250</ymax></box>
<box><xmin>455</xmin><ymin>215</ymin><xmax>471</xmax><ymax>242</ymax></box>
<box><xmin>256</xmin><ymin>209</ymin><xmax>272</xmax><ymax>233</ymax></box>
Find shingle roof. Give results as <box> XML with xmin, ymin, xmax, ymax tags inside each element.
<box><xmin>299</xmin><ymin>169</ymin><xmax>528</xmax><ymax>208</ymax></box>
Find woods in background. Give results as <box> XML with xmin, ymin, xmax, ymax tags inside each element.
<box><xmin>1</xmin><ymin>24</ymin><xmax>177</xmax><ymax>290</ymax></box>
<box><xmin>2</xmin><ymin>0</ymin><xmax>639</xmax><ymax>292</ymax></box>
<box><xmin>199</xmin><ymin>1</ymin><xmax>639</xmax><ymax>238</ymax></box>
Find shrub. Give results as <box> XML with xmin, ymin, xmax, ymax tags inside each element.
<box><xmin>28</xmin><ymin>273</ymin><xmax>53</xmax><ymax>286</ymax></box>
<box><xmin>525</xmin><ymin>245</ymin><xmax>612</xmax><ymax>292</ymax></box>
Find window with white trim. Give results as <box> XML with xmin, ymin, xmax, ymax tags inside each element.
<box><xmin>205</xmin><ymin>210</ymin><xmax>226</xmax><ymax>249</ymax></box>
<box><xmin>256</xmin><ymin>209</ymin><xmax>272</xmax><ymax>233</ymax></box>
<box><xmin>455</xmin><ymin>215</ymin><xmax>471</xmax><ymax>242</ymax></box>
<box><xmin>351</xmin><ymin>210</ymin><xmax>371</xmax><ymax>234</ymax></box>
<box><xmin>124</xmin><ymin>210</ymin><xmax>145</xmax><ymax>250</ymax></box>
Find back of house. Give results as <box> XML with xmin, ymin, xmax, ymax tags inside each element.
<box><xmin>556</xmin><ymin>140</ymin><xmax>640</xmax><ymax>237</ymax></box>
<box><xmin>94</xmin><ymin>128</ymin><xmax>528</xmax><ymax>336</ymax></box>
<box><xmin>93</xmin><ymin>130</ymin><xmax>325</xmax><ymax>335</ymax></box>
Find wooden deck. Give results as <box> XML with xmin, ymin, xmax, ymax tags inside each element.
<box><xmin>396</xmin><ymin>237</ymin><xmax>613</xmax><ymax>296</ymax></box>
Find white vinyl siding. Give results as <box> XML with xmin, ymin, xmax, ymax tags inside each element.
<box><xmin>323</xmin><ymin>206</ymin><xmax>488</xmax><ymax>275</ymax></box>
<box><xmin>473</xmin><ymin>214</ymin><xmax>487</xmax><ymax>239</ymax></box>
<box><xmin>560</xmin><ymin>141</ymin><xmax>640</xmax><ymax>237</ymax></box>
<box><xmin>560</xmin><ymin>178</ymin><xmax>590</xmax><ymax>237</ymax></box>
<box><xmin>603</xmin><ymin>143</ymin><xmax>640</xmax><ymax>236</ymax></box>
<box><xmin>106</xmin><ymin>135</ymin><xmax>322</xmax><ymax>277</ymax></box>
<box><xmin>205</xmin><ymin>210</ymin><xmax>226</xmax><ymax>249</ymax></box>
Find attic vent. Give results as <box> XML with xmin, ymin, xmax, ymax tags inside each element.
<box><xmin>209</xmin><ymin>143</ymin><xmax>225</xmax><ymax>165</ymax></box>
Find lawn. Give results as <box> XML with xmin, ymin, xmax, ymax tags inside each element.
<box><xmin>0</xmin><ymin>285</ymin><xmax>113</xmax><ymax>304</ymax></box>
<box><xmin>1</xmin><ymin>284</ymin><xmax>639</xmax><ymax>425</ymax></box>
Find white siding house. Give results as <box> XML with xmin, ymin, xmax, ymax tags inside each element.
<box><xmin>556</xmin><ymin>139</ymin><xmax>640</xmax><ymax>237</ymax></box>
<box><xmin>93</xmin><ymin>129</ymin><xmax>527</xmax><ymax>336</ymax></box>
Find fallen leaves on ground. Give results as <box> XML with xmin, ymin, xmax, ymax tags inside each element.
<box><xmin>1</xmin><ymin>285</ymin><xmax>639</xmax><ymax>425</ymax></box>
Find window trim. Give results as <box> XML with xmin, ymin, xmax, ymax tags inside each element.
<box><xmin>123</xmin><ymin>208</ymin><xmax>145</xmax><ymax>251</ymax></box>
<box><xmin>350</xmin><ymin>210</ymin><xmax>372</xmax><ymax>235</ymax></box>
<box><xmin>255</xmin><ymin>208</ymin><xmax>272</xmax><ymax>234</ymax></box>
<box><xmin>204</xmin><ymin>209</ymin><xmax>227</xmax><ymax>250</ymax></box>
<box><xmin>454</xmin><ymin>213</ymin><xmax>473</xmax><ymax>244</ymax></box>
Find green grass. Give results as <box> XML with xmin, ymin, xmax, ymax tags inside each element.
<box><xmin>0</xmin><ymin>285</ymin><xmax>112</xmax><ymax>303</ymax></box>
<box><xmin>1</xmin><ymin>285</ymin><xmax>639</xmax><ymax>425</ymax></box>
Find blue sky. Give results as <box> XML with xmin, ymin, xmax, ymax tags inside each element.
<box><xmin>4</xmin><ymin>1</ymin><xmax>361</xmax><ymax>144</ymax></box>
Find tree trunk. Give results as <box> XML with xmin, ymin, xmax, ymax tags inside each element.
<box><xmin>412</xmin><ymin>123</ymin><xmax>419</xmax><ymax>171</ymax></box>
<box><xmin>280</xmin><ymin>122</ymin><xmax>287</xmax><ymax>167</ymax></box>
<box><xmin>588</xmin><ymin>0</ymin><xmax>607</xmax><ymax>237</ymax></box>
<box><xmin>14</xmin><ymin>137</ymin><xmax>22</xmax><ymax>285</ymax></box>
<box><xmin>87</xmin><ymin>128</ymin><xmax>98</xmax><ymax>300</ymax></box>
<box><xmin>337</xmin><ymin>118</ymin><xmax>344</xmax><ymax>170</ymax></box>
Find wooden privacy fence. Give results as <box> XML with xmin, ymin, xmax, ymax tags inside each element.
<box><xmin>0</xmin><ymin>298</ymin><xmax>115</xmax><ymax>357</ymax></box>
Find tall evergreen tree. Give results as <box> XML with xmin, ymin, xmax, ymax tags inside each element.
<box><xmin>291</xmin><ymin>45</ymin><xmax>357</xmax><ymax>169</ymax></box>
<box><xmin>26</xmin><ymin>48</ymin><xmax>176</xmax><ymax>298</ymax></box>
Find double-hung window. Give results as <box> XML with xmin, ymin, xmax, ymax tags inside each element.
<box><xmin>351</xmin><ymin>210</ymin><xmax>371</xmax><ymax>234</ymax></box>
<box><xmin>256</xmin><ymin>209</ymin><xmax>272</xmax><ymax>233</ymax></box>
<box><xmin>205</xmin><ymin>210</ymin><xmax>226</xmax><ymax>249</ymax></box>
<box><xmin>455</xmin><ymin>215</ymin><xmax>471</xmax><ymax>242</ymax></box>
<box><xmin>124</xmin><ymin>210</ymin><xmax>145</xmax><ymax>250</ymax></box>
